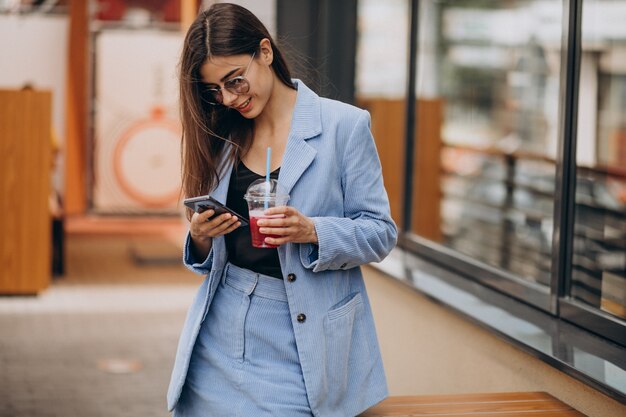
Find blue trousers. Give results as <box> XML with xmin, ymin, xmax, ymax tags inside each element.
<box><xmin>173</xmin><ymin>263</ymin><xmax>313</xmax><ymax>417</ymax></box>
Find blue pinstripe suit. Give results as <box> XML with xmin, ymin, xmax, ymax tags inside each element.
<box><xmin>168</xmin><ymin>80</ymin><xmax>398</xmax><ymax>417</ymax></box>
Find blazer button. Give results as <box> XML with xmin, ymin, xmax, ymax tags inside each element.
<box><xmin>297</xmin><ymin>313</ymin><xmax>306</xmax><ymax>323</ymax></box>
<box><xmin>287</xmin><ymin>273</ymin><xmax>297</xmax><ymax>282</ymax></box>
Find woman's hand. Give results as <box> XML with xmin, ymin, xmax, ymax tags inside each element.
<box><xmin>257</xmin><ymin>206</ymin><xmax>318</xmax><ymax>246</ymax></box>
<box><xmin>188</xmin><ymin>209</ymin><xmax>241</xmax><ymax>261</ymax></box>
<box><xmin>190</xmin><ymin>209</ymin><xmax>241</xmax><ymax>242</ymax></box>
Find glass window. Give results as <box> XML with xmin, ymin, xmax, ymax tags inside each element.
<box><xmin>571</xmin><ymin>0</ymin><xmax>626</xmax><ymax>324</ymax></box>
<box><xmin>355</xmin><ymin>0</ymin><xmax>410</xmax><ymax>228</ymax></box>
<box><xmin>412</xmin><ymin>0</ymin><xmax>563</xmax><ymax>289</ymax></box>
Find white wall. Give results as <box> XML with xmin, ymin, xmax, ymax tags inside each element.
<box><xmin>0</xmin><ymin>14</ymin><xmax>68</xmax><ymax>192</ymax></box>
<box><xmin>356</xmin><ymin>0</ymin><xmax>409</xmax><ymax>99</ymax></box>
<box><xmin>202</xmin><ymin>0</ymin><xmax>276</xmax><ymax>37</ymax></box>
<box><xmin>0</xmin><ymin>14</ymin><xmax>68</xmax><ymax>144</ymax></box>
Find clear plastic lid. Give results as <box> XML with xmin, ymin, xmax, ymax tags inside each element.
<box><xmin>244</xmin><ymin>178</ymin><xmax>289</xmax><ymax>202</ymax></box>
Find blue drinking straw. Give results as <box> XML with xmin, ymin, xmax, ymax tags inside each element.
<box><xmin>265</xmin><ymin>147</ymin><xmax>271</xmax><ymax>209</ymax></box>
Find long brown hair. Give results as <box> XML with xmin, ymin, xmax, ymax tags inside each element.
<box><xmin>179</xmin><ymin>3</ymin><xmax>295</xmax><ymax>217</ymax></box>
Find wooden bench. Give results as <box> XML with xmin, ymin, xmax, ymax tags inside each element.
<box><xmin>359</xmin><ymin>392</ymin><xmax>588</xmax><ymax>416</ymax></box>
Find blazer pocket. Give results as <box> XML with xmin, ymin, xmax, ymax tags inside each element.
<box><xmin>323</xmin><ymin>292</ymin><xmax>370</xmax><ymax>395</ymax></box>
<box><xmin>327</xmin><ymin>292</ymin><xmax>363</xmax><ymax>321</ymax></box>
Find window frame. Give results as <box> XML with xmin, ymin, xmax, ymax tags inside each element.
<box><xmin>400</xmin><ymin>0</ymin><xmax>626</xmax><ymax>348</ymax></box>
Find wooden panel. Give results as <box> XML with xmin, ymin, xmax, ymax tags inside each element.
<box><xmin>411</xmin><ymin>98</ymin><xmax>443</xmax><ymax>241</ymax></box>
<box><xmin>358</xmin><ymin>98</ymin><xmax>406</xmax><ymax>228</ymax></box>
<box><xmin>359</xmin><ymin>392</ymin><xmax>588</xmax><ymax>417</ymax></box>
<box><xmin>358</xmin><ymin>98</ymin><xmax>443</xmax><ymax>238</ymax></box>
<box><xmin>180</xmin><ymin>0</ymin><xmax>199</xmax><ymax>31</ymax></box>
<box><xmin>64</xmin><ymin>0</ymin><xmax>89</xmax><ymax>215</ymax></box>
<box><xmin>0</xmin><ymin>89</ymin><xmax>52</xmax><ymax>294</ymax></box>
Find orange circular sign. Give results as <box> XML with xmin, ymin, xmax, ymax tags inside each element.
<box><xmin>113</xmin><ymin>115</ymin><xmax>182</xmax><ymax>208</ymax></box>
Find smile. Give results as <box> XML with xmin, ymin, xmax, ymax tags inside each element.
<box><xmin>236</xmin><ymin>98</ymin><xmax>252</xmax><ymax>110</ymax></box>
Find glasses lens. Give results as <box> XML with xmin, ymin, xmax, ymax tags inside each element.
<box><xmin>204</xmin><ymin>88</ymin><xmax>222</xmax><ymax>105</ymax></box>
<box><xmin>225</xmin><ymin>77</ymin><xmax>250</xmax><ymax>95</ymax></box>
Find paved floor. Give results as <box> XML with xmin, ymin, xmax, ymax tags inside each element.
<box><xmin>0</xmin><ymin>235</ymin><xmax>200</xmax><ymax>417</ymax></box>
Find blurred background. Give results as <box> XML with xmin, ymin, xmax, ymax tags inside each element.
<box><xmin>0</xmin><ymin>0</ymin><xmax>625</xmax><ymax>416</ymax></box>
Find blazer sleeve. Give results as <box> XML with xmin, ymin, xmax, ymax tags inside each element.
<box><xmin>182</xmin><ymin>230</ymin><xmax>214</xmax><ymax>275</ymax></box>
<box><xmin>300</xmin><ymin>110</ymin><xmax>398</xmax><ymax>272</ymax></box>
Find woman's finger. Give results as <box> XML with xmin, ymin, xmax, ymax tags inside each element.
<box><xmin>258</xmin><ymin>217</ymin><xmax>290</xmax><ymax>228</ymax></box>
<box><xmin>191</xmin><ymin>210</ymin><xmax>213</xmax><ymax>226</ymax></box>
<box><xmin>205</xmin><ymin>213</ymin><xmax>233</xmax><ymax>230</ymax></box>
<box><xmin>216</xmin><ymin>221</ymin><xmax>240</xmax><ymax>237</ymax></box>
<box><xmin>265</xmin><ymin>236</ymin><xmax>290</xmax><ymax>245</ymax></box>
<box><xmin>264</xmin><ymin>206</ymin><xmax>291</xmax><ymax>217</ymax></box>
<box><xmin>259</xmin><ymin>226</ymin><xmax>293</xmax><ymax>236</ymax></box>
<box><xmin>199</xmin><ymin>209</ymin><xmax>215</xmax><ymax>222</ymax></box>
<box><xmin>210</xmin><ymin>215</ymin><xmax>238</xmax><ymax>236</ymax></box>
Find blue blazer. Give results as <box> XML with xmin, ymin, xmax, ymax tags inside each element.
<box><xmin>167</xmin><ymin>80</ymin><xmax>398</xmax><ymax>417</ymax></box>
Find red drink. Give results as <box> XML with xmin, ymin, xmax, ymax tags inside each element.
<box><xmin>244</xmin><ymin>178</ymin><xmax>290</xmax><ymax>249</ymax></box>
<box><xmin>249</xmin><ymin>211</ymin><xmax>283</xmax><ymax>248</ymax></box>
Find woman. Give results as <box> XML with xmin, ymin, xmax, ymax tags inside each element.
<box><xmin>169</xmin><ymin>4</ymin><xmax>397</xmax><ymax>417</ymax></box>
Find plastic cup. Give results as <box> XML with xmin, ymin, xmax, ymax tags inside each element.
<box><xmin>244</xmin><ymin>179</ymin><xmax>289</xmax><ymax>248</ymax></box>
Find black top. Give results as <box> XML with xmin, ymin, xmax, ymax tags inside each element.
<box><xmin>225</xmin><ymin>160</ymin><xmax>282</xmax><ymax>279</ymax></box>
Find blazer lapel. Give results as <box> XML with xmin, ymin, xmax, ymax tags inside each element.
<box><xmin>211</xmin><ymin>147</ymin><xmax>234</xmax><ymax>204</ymax></box>
<box><xmin>279</xmin><ymin>136</ymin><xmax>316</xmax><ymax>195</ymax></box>
<box><xmin>208</xmin><ymin>147</ymin><xmax>234</xmax><ymax>266</ymax></box>
<box><xmin>278</xmin><ymin>80</ymin><xmax>321</xmax><ymax>195</ymax></box>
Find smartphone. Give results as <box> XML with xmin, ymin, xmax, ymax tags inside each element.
<box><xmin>183</xmin><ymin>195</ymin><xmax>249</xmax><ymax>226</ymax></box>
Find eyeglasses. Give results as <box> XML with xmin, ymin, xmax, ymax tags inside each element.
<box><xmin>203</xmin><ymin>52</ymin><xmax>256</xmax><ymax>105</ymax></box>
